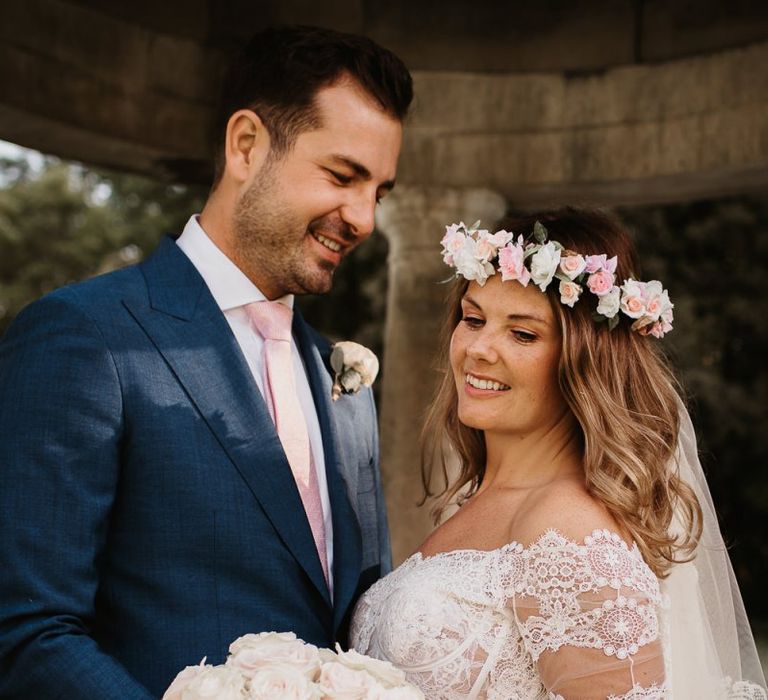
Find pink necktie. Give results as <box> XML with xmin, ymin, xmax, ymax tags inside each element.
<box><xmin>245</xmin><ymin>301</ymin><xmax>328</xmax><ymax>583</ymax></box>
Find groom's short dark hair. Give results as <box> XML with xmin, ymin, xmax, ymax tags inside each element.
<box><xmin>211</xmin><ymin>25</ymin><xmax>413</xmax><ymax>184</ymax></box>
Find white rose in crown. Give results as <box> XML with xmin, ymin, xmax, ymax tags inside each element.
<box><xmin>330</xmin><ymin>342</ymin><xmax>380</xmax><ymax>401</ymax></box>
<box><xmin>163</xmin><ymin>633</ymin><xmax>424</xmax><ymax>700</ymax></box>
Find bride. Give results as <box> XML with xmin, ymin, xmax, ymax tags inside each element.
<box><xmin>350</xmin><ymin>208</ymin><xmax>767</xmax><ymax>699</ymax></box>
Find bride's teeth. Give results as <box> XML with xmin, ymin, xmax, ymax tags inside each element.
<box><xmin>315</xmin><ymin>233</ymin><xmax>341</xmax><ymax>252</ymax></box>
<box><xmin>465</xmin><ymin>374</ymin><xmax>509</xmax><ymax>391</ymax></box>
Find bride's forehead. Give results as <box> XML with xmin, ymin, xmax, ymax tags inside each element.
<box><xmin>464</xmin><ymin>278</ymin><xmax>553</xmax><ymax>317</ymax></box>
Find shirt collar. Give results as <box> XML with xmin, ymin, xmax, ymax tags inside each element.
<box><xmin>175</xmin><ymin>215</ymin><xmax>294</xmax><ymax>312</ymax></box>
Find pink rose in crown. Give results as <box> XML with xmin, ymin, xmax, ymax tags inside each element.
<box><xmin>498</xmin><ymin>239</ymin><xmax>531</xmax><ymax>286</ymax></box>
<box><xmin>587</xmin><ymin>269</ymin><xmax>616</xmax><ymax>296</ymax></box>
<box><xmin>440</xmin><ymin>224</ymin><xmax>467</xmax><ymax>265</ymax></box>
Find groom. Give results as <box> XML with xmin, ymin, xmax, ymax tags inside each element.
<box><xmin>0</xmin><ymin>26</ymin><xmax>412</xmax><ymax>699</ymax></box>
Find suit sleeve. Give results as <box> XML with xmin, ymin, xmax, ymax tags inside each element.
<box><xmin>368</xmin><ymin>390</ymin><xmax>392</xmax><ymax>575</ymax></box>
<box><xmin>0</xmin><ymin>291</ymin><xmax>155</xmax><ymax>699</ymax></box>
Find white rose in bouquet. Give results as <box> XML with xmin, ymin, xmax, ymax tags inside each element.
<box><xmin>227</xmin><ymin>632</ymin><xmax>321</xmax><ymax>680</ymax></box>
<box><xmin>178</xmin><ymin>665</ymin><xmax>247</xmax><ymax>700</ymax></box>
<box><xmin>164</xmin><ymin>632</ymin><xmax>424</xmax><ymax>700</ymax></box>
<box><xmin>163</xmin><ymin>660</ymin><xmax>212</xmax><ymax>700</ymax></box>
<box><xmin>317</xmin><ymin>660</ymin><xmax>381</xmax><ymax>699</ymax></box>
<box><xmin>332</xmin><ymin>646</ymin><xmax>406</xmax><ymax>688</ymax></box>
<box><xmin>247</xmin><ymin>665</ymin><xmax>321</xmax><ymax>699</ymax></box>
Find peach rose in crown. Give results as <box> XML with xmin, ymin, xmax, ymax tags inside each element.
<box><xmin>620</xmin><ymin>280</ymin><xmax>647</xmax><ymax>319</ymax></box>
<box><xmin>559</xmin><ymin>280</ymin><xmax>582</xmax><ymax>308</ymax></box>
<box><xmin>559</xmin><ymin>254</ymin><xmax>587</xmax><ymax>280</ymax></box>
<box><xmin>642</xmin><ymin>280</ymin><xmax>672</xmax><ymax>321</ymax></box>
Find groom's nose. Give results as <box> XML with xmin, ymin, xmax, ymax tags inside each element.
<box><xmin>339</xmin><ymin>187</ymin><xmax>378</xmax><ymax>240</ymax></box>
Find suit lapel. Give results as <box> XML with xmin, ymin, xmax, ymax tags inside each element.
<box><xmin>124</xmin><ymin>237</ymin><xmax>330</xmax><ymax>605</ymax></box>
<box><xmin>292</xmin><ymin>313</ymin><xmax>363</xmax><ymax>632</ymax></box>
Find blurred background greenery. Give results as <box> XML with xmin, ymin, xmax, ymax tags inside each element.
<box><xmin>1</xmin><ymin>150</ymin><xmax>766</xmax><ymax>643</ymax></box>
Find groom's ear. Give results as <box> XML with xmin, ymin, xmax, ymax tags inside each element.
<box><xmin>224</xmin><ymin>109</ymin><xmax>271</xmax><ymax>185</ymax></box>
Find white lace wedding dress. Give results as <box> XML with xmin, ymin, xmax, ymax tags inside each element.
<box><xmin>350</xmin><ymin>528</ymin><xmax>766</xmax><ymax>700</ymax></box>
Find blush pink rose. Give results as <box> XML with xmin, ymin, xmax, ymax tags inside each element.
<box><xmin>498</xmin><ymin>241</ymin><xmax>531</xmax><ymax>286</ymax></box>
<box><xmin>584</xmin><ymin>254</ymin><xmax>606</xmax><ymax>274</ymax></box>
<box><xmin>586</xmin><ymin>270</ymin><xmax>615</xmax><ymax>296</ymax></box>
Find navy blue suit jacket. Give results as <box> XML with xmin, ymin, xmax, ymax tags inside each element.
<box><xmin>0</xmin><ymin>237</ymin><xmax>390</xmax><ymax>698</ymax></box>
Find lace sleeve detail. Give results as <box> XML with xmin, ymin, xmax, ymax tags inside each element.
<box><xmin>505</xmin><ymin>529</ymin><xmax>668</xmax><ymax>700</ymax></box>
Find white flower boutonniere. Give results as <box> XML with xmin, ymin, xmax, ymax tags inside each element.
<box><xmin>330</xmin><ymin>341</ymin><xmax>379</xmax><ymax>401</ymax></box>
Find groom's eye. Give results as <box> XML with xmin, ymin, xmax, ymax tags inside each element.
<box><xmin>327</xmin><ymin>169</ymin><xmax>353</xmax><ymax>185</ymax></box>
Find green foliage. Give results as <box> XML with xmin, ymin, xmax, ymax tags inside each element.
<box><xmin>0</xmin><ymin>157</ymin><xmax>206</xmax><ymax>333</ymax></box>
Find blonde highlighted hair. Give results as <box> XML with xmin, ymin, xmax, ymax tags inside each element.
<box><xmin>422</xmin><ymin>208</ymin><xmax>702</xmax><ymax>577</ymax></box>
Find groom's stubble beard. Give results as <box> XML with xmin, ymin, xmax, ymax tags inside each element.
<box><xmin>231</xmin><ymin>156</ymin><xmax>340</xmax><ymax>298</ymax></box>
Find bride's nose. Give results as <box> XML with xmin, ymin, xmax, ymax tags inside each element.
<box><xmin>466</xmin><ymin>329</ymin><xmax>499</xmax><ymax>364</ymax></box>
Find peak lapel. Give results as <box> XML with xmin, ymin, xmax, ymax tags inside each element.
<box><xmin>124</xmin><ymin>237</ymin><xmax>331</xmax><ymax>605</ymax></box>
<box><xmin>292</xmin><ymin>314</ymin><xmax>363</xmax><ymax>631</ymax></box>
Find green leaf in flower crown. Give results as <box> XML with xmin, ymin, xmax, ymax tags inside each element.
<box><xmin>608</xmin><ymin>314</ymin><xmax>620</xmax><ymax>331</ymax></box>
<box><xmin>524</xmin><ymin>244</ymin><xmax>540</xmax><ymax>259</ymax></box>
<box><xmin>533</xmin><ymin>221</ymin><xmax>548</xmax><ymax>244</ymax></box>
<box><xmin>470</xmin><ymin>219</ymin><xmax>482</xmax><ymax>231</ymax></box>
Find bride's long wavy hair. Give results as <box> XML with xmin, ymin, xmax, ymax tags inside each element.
<box><xmin>421</xmin><ymin>208</ymin><xmax>702</xmax><ymax>577</ymax></box>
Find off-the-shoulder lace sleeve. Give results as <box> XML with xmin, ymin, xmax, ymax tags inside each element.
<box><xmin>504</xmin><ymin>529</ymin><xmax>668</xmax><ymax>700</ymax></box>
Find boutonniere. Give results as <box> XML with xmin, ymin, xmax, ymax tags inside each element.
<box><xmin>330</xmin><ymin>341</ymin><xmax>380</xmax><ymax>401</ymax></box>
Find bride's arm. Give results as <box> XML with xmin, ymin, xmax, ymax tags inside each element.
<box><xmin>509</xmin><ymin>529</ymin><xmax>667</xmax><ymax>700</ymax></box>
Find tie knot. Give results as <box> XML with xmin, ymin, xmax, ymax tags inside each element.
<box><xmin>246</xmin><ymin>301</ymin><xmax>293</xmax><ymax>342</ymax></box>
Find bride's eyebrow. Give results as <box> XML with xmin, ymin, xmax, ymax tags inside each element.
<box><xmin>464</xmin><ymin>294</ymin><xmax>547</xmax><ymax>324</ymax></box>
<box><xmin>462</xmin><ymin>295</ymin><xmax>481</xmax><ymax>310</ymax></box>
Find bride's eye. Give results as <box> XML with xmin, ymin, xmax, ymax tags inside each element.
<box><xmin>512</xmin><ymin>329</ymin><xmax>537</xmax><ymax>343</ymax></box>
<box><xmin>462</xmin><ymin>315</ymin><xmax>484</xmax><ymax>329</ymax></box>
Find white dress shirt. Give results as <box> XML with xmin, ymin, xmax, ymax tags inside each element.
<box><xmin>176</xmin><ymin>215</ymin><xmax>334</xmax><ymax>593</ymax></box>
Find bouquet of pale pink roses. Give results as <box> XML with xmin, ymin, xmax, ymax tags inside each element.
<box><xmin>163</xmin><ymin>631</ymin><xmax>424</xmax><ymax>700</ymax></box>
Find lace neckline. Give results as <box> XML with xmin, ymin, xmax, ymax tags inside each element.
<box><xmin>407</xmin><ymin>528</ymin><xmax>641</xmax><ymax>565</ymax></box>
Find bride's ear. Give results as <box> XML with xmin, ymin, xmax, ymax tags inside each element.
<box><xmin>224</xmin><ymin>109</ymin><xmax>272</xmax><ymax>185</ymax></box>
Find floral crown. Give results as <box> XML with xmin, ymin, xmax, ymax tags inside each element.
<box><xmin>441</xmin><ymin>220</ymin><xmax>674</xmax><ymax>338</ymax></box>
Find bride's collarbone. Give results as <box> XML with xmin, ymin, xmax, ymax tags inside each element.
<box><xmin>417</xmin><ymin>477</ymin><xmax>592</xmax><ymax>558</ymax></box>
<box><xmin>416</xmin><ymin>488</ymin><xmax>530</xmax><ymax>558</ymax></box>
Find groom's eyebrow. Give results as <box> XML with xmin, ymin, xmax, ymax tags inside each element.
<box><xmin>329</xmin><ymin>155</ymin><xmax>396</xmax><ymax>190</ymax></box>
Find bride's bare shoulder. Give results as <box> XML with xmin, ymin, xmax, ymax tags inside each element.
<box><xmin>510</xmin><ymin>478</ymin><xmax>630</xmax><ymax>548</ymax></box>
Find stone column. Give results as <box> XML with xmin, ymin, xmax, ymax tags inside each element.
<box><xmin>375</xmin><ymin>186</ymin><xmax>506</xmax><ymax>565</ymax></box>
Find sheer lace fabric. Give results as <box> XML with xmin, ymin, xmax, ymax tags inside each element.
<box><xmin>351</xmin><ymin>529</ymin><xmax>667</xmax><ymax>699</ymax></box>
